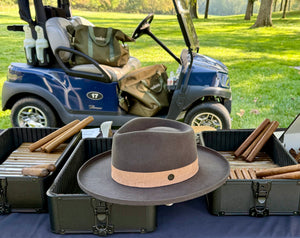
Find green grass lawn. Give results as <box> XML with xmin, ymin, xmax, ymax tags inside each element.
<box><xmin>0</xmin><ymin>6</ymin><xmax>299</xmax><ymax>129</ymax></box>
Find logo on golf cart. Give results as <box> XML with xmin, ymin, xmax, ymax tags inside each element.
<box><xmin>87</xmin><ymin>91</ymin><xmax>103</xmax><ymax>100</ymax></box>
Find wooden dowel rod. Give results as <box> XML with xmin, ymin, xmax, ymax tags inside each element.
<box><xmin>31</xmin><ymin>163</ymin><xmax>56</xmax><ymax>172</ymax></box>
<box><xmin>234</xmin><ymin>169</ymin><xmax>244</xmax><ymax>179</ymax></box>
<box><xmin>22</xmin><ymin>167</ymin><xmax>49</xmax><ymax>177</ymax></box>
<box><xmin>241</xmin><ymin>168</ymin><xmax>251</xmax><ymax>179</ymax></box>
<box><xmin>41</xmin><ymin>137</ymin><xmax>59</xmax><ymax>151</ymax></box>
<box><xmin>241</xmin><ymin>122</ymin><xmax>271</xmax><ymax>159</ymax></box>
<box><xmin>256</xmin><ymin>164</ymin><xmax>300</xmax><ymax>178</ymax></box>
<box><xmin>263</xmin><ymin>171</ymin><xmax>300</xmax><ymax>179</ymax></box>
<box><xmin>234</xmin><ymin>119</ymin><xmax>270</xmax><ymax>157</ymax></box>
<box><xmin>29</xmin><ymin>120</ymin><xmax>80</xmax><ymax>152</ymax></box>
<box><xmin>230</xmin><ymin>169</ymin><xmax>237</xmax><ymax>179</ymax></box>
<box><xmin>248</xmin><ymin>168</ymin><xmax>257</xmax><ymax>179</ymax></box>
<box><xmin>44</xmin><ymin>116</ymin><xmax>94</xmax><ymax>153</ymax></box>
<box><xmin>246</xmin><ymin>121</ymin><xmax>279</xmax><ymax>162</ymax></box>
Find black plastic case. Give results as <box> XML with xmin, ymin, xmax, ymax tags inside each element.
<box><xmin>0</xmin><ymin>127</ymin><xmax>80</xmax><ymax>214</ymax></box>
<box><xmin>47</xmin><ymin>138</ymin><xmax>156</xmax><ymax>235</ymax></box>
<box><xmin>203</xmin><ymin>130</ymin><xmax>300</xmax><ymax>217</ymax></box>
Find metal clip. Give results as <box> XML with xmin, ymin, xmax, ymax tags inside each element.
<box><xmin>0</xmin><ymin>178</ymin><xmax>10</xmax><ymax>215</ymax></box>
<box><xmin>250</xmin><ymin>181</ymin><xmax>271</xmax><ymax>217</ymax></box>
<box><xmin>91</xmin><ymin>199</ymin><xmax>114</xmax><ymax>236</ymax></box>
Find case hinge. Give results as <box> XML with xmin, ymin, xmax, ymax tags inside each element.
<box><xmin>91</xmin><ymin>199</ymin><xmax>114</xmax><ymax>236</ymax></box>
<box><xmin>0</xmin><ymin>178</ymin><xmax>10</xmax><ymax>215</ymax></box>
<box><xmin>250</xmin><ymin>181</ymin><xmax>271</xmax><ymax>217</ymax></box>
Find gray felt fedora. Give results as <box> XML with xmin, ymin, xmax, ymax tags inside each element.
<box><xmin>77</xmin><ymin>117</ymin><xmax>230</xmax><ymax>206</ymax></box>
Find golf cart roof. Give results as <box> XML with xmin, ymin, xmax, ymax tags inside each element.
<box><xmin>173</xmin><ymin>0</ymin><xmax>200</xmax><ymax>53</ymax></box>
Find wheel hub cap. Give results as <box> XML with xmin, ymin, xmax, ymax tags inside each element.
<box><xmin>17</xmin><ymin>106</ymin><xmax>47</xmax><ymax>127</ymax></box>
<box><xmin>191</xmin><ymin>113</ymin><xmax>222</xmax><ymax>129</ymax></box>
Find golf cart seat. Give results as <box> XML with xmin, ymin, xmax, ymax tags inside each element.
<box><xmin>46</xmin><ymin>17</ymin><xmax>141</xmax><ymax>82</ymax></box>
<box><xmin>69</xmin><ymin>16</ymin><xmax>95</xmax><ymax>27</ymax></box>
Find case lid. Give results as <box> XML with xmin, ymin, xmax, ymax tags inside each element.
<box><xmin>280</xmin><ymin>114</ymin><xmax>300</xmax><ymax>153</ymax></box>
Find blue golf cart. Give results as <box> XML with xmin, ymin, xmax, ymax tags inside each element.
<box><xmin>2</xmin><ymin>0</ymin><xmax>232</xmax><ymax>129</ymax></box>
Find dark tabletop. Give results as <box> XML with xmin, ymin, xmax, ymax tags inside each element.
<box><xmin>0</xmin><ymin>196</ymin><xmax>299</xmax><ymax>238</ymax></box>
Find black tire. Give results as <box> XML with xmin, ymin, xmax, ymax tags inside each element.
<box><xmin>11</xmin><ymin>97</ymin><xmax>57</xmax><ymax>128</ymax></box>
<box><xmin>184</xmin><ymin>102</ymin><xmax>231</xmax><ymax>129</ymax></box>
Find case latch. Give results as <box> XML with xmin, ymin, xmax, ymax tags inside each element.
<box><xmin>91</xmin><ymin>199</ymin><xmax>114</xmax><ymax>236</ymax></box>
<box><xmin>250</xmin><ymin>181</ymin><xmax>271</xmax><ymax>217</ymax></box>
<box><xmin>0</xmin><ymin>178</ymin><xmax>10</xmax><ymax>215</ymax></box>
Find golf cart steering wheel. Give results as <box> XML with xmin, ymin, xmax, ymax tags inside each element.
<box><xmin>132</xmin><ymin>13</ymin><xmax>154</xmax><ymax>39</ymax></box>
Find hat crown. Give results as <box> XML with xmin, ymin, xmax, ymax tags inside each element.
<box><xmin>112</xmin><ymin>118</ymin><xmax>198</xmax><ymax>173</ymax></box>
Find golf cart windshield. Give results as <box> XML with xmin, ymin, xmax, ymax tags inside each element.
<box><xmin>173</xmin><ymin>0</ymin><xmax>199</xmax><ymax>52</ymax></box>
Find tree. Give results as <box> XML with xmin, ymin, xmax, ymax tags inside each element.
<box><xmin>190</xmin><ymin>0</ymin><xmax>199</xmax><ymax>18</ymax></box>
<box><xmin>98</xmin><ymin>0</ymin><xmax>120</xmax><ymax>10</ymax></box>
<box><xmin>282</xmin><ymin>0</ymin><xmax>288</xmax><ymax>18</ymax></box>
<box><xmin>245</xmin><ymin>0</ymin><xmax>255</xmax><ymax>20</ymax></box>
<box><xmin>204</xmin><ymin>0</ymin><xmax>210</xmax><ymax>19</ymax></box>
<box><xmin>273</xmin><ymin>0</ymin><xmax>277</xmax><ymax>11</ymax></box>
<box><xmin>280</xmin><ymin>0</ymin><xmax>284</xmax><ymax>10</ymax></box>
<box><xmin>251</xmin><ymin>0</ymin><xmax>273</xmax><ymax>28</ymax></box>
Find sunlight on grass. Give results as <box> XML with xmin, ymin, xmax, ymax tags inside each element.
<box><xmin>0</xmin><ymin>111</ymin><xmax>11</xmax><ymax>128</ymax></box>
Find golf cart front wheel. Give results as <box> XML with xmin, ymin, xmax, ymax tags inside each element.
<box><xmin>11</xmin><ymin>97</ymin><xmax>57</xmax><ymax>128</ymax></box>
<box><xmin>184</xmin><ymin>102</ymin><xmax>231</xmax><ymax>129</ymax></box>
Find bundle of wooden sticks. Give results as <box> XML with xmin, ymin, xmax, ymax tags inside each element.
<box><xmin>20</xmin><ymin>116</ymin><xmax>94</xmax><ymax>177</ymax></box>
<box><xmin>2</xmin><ymin>143</ymin><xmax>65</xmax><ymax>177</ymax></box>
<box><xmin>29</xmin><ymin>116</ymin><xmax>94</xmax><ymax>153</ymax></box>
<box><xmin>229</xmin><ymin>168</ymin><xmax>257</xmax><ymax>179</ymax></box>
<box><xmin>234</xmin><ymin>119</ymin><xmax>279</xmax><ymax>162</ymax></box>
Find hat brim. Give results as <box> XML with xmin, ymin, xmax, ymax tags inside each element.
<box><xmin>77</xmin><ymin>145</ymin><xmax>229</xmax><ymax>206</ymax></box>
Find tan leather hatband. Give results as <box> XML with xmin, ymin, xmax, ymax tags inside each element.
<box><xmin>111</xmin><ymin>158</ymin><xmax>199</xmax><ymax>188</ymax></box>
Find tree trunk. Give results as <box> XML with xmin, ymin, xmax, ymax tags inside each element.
<box><xmin>190</xmin><ymin>0</ymin><xmax>198</xmax><ymax>19</ymax></box>
<box><xmin>245</xmin><ymin>0</ymin><xmax>254</xmax><ymax>20</ymax></box>
<box><xmin>282</xmin><ymin>0</ymin><xmax>288</xmax><ymax>18</ymax></box>
<box><xmin>280</xmin><ymin>0</ymin><xmax>283</xmax><ymax>10</ymax></box>
<box><xmin>204</xmin><ymin>0</ymin><xmax>210</xmax><ymax>19</ymax></box>
<box><xmin>251</xmin><ymin>0</ymin><xmax>273</xmax><ymax>28</ymax></box>
<box><xmin>273</xmin><ymin>0</ymin><xmax>277</xmax><ymax>11</ymax></box>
